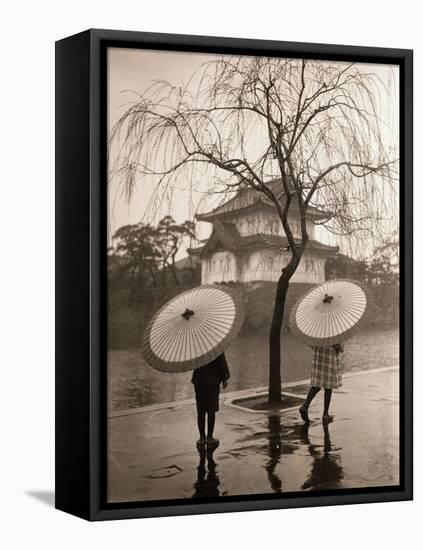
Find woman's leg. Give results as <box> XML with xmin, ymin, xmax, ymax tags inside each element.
<box><xmin>323</xmin><ymin>389</ymin><xmax>333</xmax><ymax>417</ymax></box>
<box><xmin>304</xmin><ymin>386</ymin><xmax>321</xmax><ymax>408</ymax></box>
<box><xmin>207</xmin><ymin>412</ymin><xmax>216</xmax><ymax>439</ymax></box>
<box><xmin>300</xmin><ymin>387</ymin><xmax>321</xmax><ymax>422</ymax></box>
<box><xmin>197</xmin><ymin>411</ymin><xmax>206</xmax><ymax>440</ymax></box>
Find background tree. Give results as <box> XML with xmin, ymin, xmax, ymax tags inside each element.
<box><xmin>110</xmin><ymin>217</ymin><xmax>196</xmax><ymax>289</ymax></box>
<box><xmin>325</xmin><ymin>255</ymin><xmax>369</xmax><ymax>283</ymax></box>
<box><xmin>110</xmin><ymin>56</ymin><xmax>398</xmax><ymax>403</ymax></box>
<box><xmin>155</xmin><ymin>216</ymin><xmax>196</xmax><ymax>286</ymax></box>
<box><xmin>111</xmin><ymin>222</ymin><xmax>161</xmax><ymax>288</ymax></box>
<box><xmin>368</xmin><ymin>230</ymin><xmax>399</xmax><ymax>285</ymax></box>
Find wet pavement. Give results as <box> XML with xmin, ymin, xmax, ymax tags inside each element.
<box><xmin>107</xmin><ymin>367</ymin><xmax>399</xmax><ymax>503</ymax></box>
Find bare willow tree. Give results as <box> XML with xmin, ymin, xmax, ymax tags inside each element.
<box><xmin>110</xmin><ymin>56</ymin><xmax>398</xmax><ymax>403</ymax></box>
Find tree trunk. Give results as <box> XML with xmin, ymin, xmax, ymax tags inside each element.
<box><xmin>147</xmin><ymin>266</ymin><xmax>158</xmax><ymax>287</ymax></box>
<box><xmin>161</xmin><ymin>261</ymin><xmax>167</xmax><ymax>286</ymax></box>
<box><xmin>268</xmin><ymin>270</ymin><xmax>290</xmax><ymax>403</ymax></box>
<box><xmin>171</xmin><ymin>254</ymin><xmax>180</xmax><ymax>286</ymax></box>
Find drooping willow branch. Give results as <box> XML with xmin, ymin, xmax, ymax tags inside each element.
<box><xmin>109</xmin><ymin>55</ymin><xmax>399</xmax><ymax>261</ymax></box>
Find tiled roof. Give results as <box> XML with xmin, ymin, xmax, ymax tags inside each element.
<box><xmin>196</xmin><ymin>178</ymin><xmax>330</xmax><ymax>221</ymax></box>
<box><xmin>196</xmin><ymin>220</ymin><xmax>339</xmax><ymax>257</ymax></box>
<box><xmin>199</xmin><ymin>220</ymin><xmax>240</xmax><ymax>256</ymax></box>
<box><xmin>187</xmin><ymin>245</ymin><xmax>204</xmax><ymax>255</ymax></box>
<box><xmin>220</xmin><ymin>221</ymin><xmax>241</xmax><ymax>243</ymax></box>
<box><xmin>237</xmin><ymin>233</ymin><xmax>339</xmax><ymax>253</ymax></box>
<box><xmin>173</xmin><ymin>255</ymin><xmax>200</xmax><ymax>270</ymax></box>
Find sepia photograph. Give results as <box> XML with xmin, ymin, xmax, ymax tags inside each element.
<box><xmin>106</xmin><ymin>46</ymin><xmax>400</xmax><ymax>505</ymax></box>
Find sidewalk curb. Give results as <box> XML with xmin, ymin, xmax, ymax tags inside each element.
<box><xmin>109</xmin><ymin>365</ymin><xmax>399</xmax><ymax>419</ymax></box>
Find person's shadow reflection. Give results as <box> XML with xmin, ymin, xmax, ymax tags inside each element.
<box><xmin>301</xmin><ymin>421</ymin><xmax>344</xmax><ymax>491</ymax></box>
<box><xmin>192</xmin><ymin>447</ymin><xmax>221</xmax><ymax>498</ymax></box>
<box><xmin>266</xmin><ymin>415</ymin><xmax>283</xmax><ymax>493</ymax></box>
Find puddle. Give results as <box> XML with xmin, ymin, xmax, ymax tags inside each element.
<box><xmin>232</xmin><ymin>394</ymin><xmax>304</xmax><ymax>411</ymax></box>
<box><xmin>148</xmin><ymin>465</ymin><xmax>183</xmax><ymax>478</ymax></box>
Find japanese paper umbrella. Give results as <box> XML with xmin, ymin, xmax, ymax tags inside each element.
<box><xmin>141</xmin><ymin>285</ymin><xmax>245</xmax><ymax>372</ymax></box>
<box><xmin>289</xmin><ymin>279</ymin><xmax>367</xmax><ymax>346</ymax></box>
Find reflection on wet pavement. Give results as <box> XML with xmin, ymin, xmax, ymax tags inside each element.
<box><xmin>300</xmin><ymin>422</ymin><xmax>344</xmax><ymax>491</ymax></box>
<box><xmin>263</xmin><ymin>416</ymin><xmax>344</xmax><ymax>493</ymax></box>
<box><xmin>192</xmin><ymin>448</ymin><xmax>223</xmax><ymax>498</ymax></box>
<box><xmin>266</xmin><ymin>416</ymin><xmax>283</xmax><ymax>493</ymax></box>
<box><xmin>108</xmin><ymin>369</ymin><xmax>399</xmax><ymax>503</ymax></box>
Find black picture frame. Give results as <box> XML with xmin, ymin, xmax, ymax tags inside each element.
<box><xmin>55</xmin><ymin>28</ymin><xmax>413</xmax><ymax>521</ymax></box>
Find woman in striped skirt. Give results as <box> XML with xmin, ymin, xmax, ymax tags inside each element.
<box><xmin>299</xmin><ymin>343</ymin><xmax>344</xmax><ymax>424</ymax></box>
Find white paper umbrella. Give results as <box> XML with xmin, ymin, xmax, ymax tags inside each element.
<box><xmin>289</xmin><ymin>279</ymin><xmax>367</xmax><ymax>346</ymax></box>
<box><xmin>142</xmin><ymin>285</ymin><xmax>245</xmax><ymax>372</ymax></box>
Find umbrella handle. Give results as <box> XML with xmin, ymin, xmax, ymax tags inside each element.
<box><xmin>181</xmin><ymin>308</ymin><xmax>195</xmax><ymax>320</ymax></box>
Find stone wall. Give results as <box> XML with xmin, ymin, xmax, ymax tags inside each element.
<box><xmin>222</xmin><ymin>281</ymin><xmax>399</xmax><ymax>334</ymax></box>
<box><xmin>108</xmin><ymin>285</ymin><xmax>196</xmax><ymax>350</ymax></box>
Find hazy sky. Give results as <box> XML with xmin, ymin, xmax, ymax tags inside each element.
<box><xmin>108</xmin><ymin>47</ymin><xmax>399</xmax><ymax>257</ymax></box>
<box><xmin>108</xmin><ymin>48</ymin><xmax>217</xmax><ymax>242</ymax></box>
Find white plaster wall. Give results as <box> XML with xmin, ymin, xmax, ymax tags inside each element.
<box><xmin>295</xmin><ymin>254</ymin><xmax>325</xmax><ymax>283</ymax></box>
<box><xmin>202</xmin><ymin>248</ymin><xmax>325</xmax><ymax>284</ymax></box>
<box><xmin>233</xmin><ymin>210</ymin><xmax>315</xmax><ymax>239</ymax></box>
<box><xmin>201</xmin><ymin>250</ymin><xmax>238</xmax><ymax>283</ymax></box>
<box><xmin>240</xmin><ymin>249</ymin><xmax>324</xmax><ymax>283</ymax></box>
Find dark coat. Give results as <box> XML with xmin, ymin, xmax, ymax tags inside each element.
<box><xmin>191</xmin><ymin>354</ymin><xmax>230</xmax><ymax>387</ymax></box>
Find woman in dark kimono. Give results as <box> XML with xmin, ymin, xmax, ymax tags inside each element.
<box><xmin>192</xmin><ymin>353</ymin><xmax>230</xmax><ymax>450</ymax></box>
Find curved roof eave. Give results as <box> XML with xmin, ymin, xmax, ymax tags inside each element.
<box><xmin>196</xmin><ymin>198</ymin><xmax>331</xmax><ymax>222</ymax></box>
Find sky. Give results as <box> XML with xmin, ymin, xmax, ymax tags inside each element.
<box><xmin>108</xmin><ymin>48</ymin><xmax>217</xmax><ymax>244</ymax></box>
<box><xmin>107</xmin><ymin>47</ymin><xmax>399</xmax><ymax>259</ymax></box>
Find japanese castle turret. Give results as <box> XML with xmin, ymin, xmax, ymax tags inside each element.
<box><xmin>190</xmin><ymin>179</ymin><xmax>339</xmax><ymax>285</ymax></box>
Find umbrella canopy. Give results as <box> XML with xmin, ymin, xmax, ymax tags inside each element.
<box><xmin>142</xmin><ymin>285</ymin><xmax>245</xmax><ymax>372</ymax></box>
<box><xmin>289</xmin><ymin>279</ymin><xmax>367</xmax><ymax>346</ymax></box>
